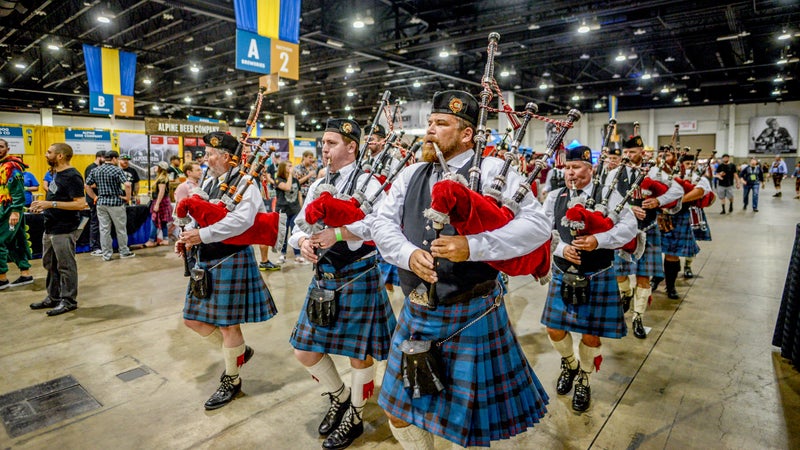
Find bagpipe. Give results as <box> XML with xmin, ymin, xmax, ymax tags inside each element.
<box><xmin>174</xmin><ymin>87</ymin><xmax>287</xmax><ymax>255</ymax></box>
<box><xmin>296</xmin><ymin>91</ymin><xmax>397</xmax><ymax>236</ymax></box>
<box><xmin>422</xmin><ymin>33</ymin><xmax>581</xmax><ymax>284</ymax></box>
<box><xmin>561</xmin><ymin>158</ymin><xmax>656</xmax><ymax>261</ymax></box>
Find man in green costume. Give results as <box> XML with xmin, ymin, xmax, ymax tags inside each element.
<box><xmin>0</xmin><ymin>138</ymin><xmax>34</xmax><ymax>290</ymax></box>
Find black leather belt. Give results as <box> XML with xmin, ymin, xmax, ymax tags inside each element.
<box><xmin>198</xmin><ymin>242</ymin><xmax>248</xmax><ymax>261</ymax></box>
<box><xmin>438</xmin><ymin>280</ymin><xmax>498</xmax><ymax>306</ymax></box>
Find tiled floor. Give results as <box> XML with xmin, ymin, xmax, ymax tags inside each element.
<box><xmin>1</xmin><ymin>185</ymin><xmax>798</xmax><ymax>449</ymax></box>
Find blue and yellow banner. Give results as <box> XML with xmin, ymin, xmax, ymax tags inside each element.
<box><xmin>608</xmin><ymin>95</ymin><xmax>618</xmax><ymax>119</ymax></box>
<box><xmin>234</xmin><ymin>0</ymin><xmax>301</xmax><ymax>44</ymax></box>
<box><xmin>82</xmin><ymin>44</ymin><xmax>136</xmax><ymax>96</ymax></box>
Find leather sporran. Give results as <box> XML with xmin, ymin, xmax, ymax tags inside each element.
<box><xmin>400</xmin><ymin>339</ymin><xmax>445</xmax><ymax>398</ymax></box>
<box><xmin>189</xmin><ymin>267</ymin><xmax>212</xmax><ymax>299</ymax></box>
<box><xmin>657</xmin><ymin>214</ymin><xmax>674</xmax><ymax>233</ymax></box>
<box><xmin>561</xmin><ymin>272</ymin><xmax>589</xmax><ymax>306</ymax></box>
<box><xmin>307</xmin><ymin>286</ymin><xmax>338</xmax><ymax>327</ymax></box>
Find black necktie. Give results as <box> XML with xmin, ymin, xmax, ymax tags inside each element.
<box><xmin>329</xmin><ymin>171</ymin><xmax>340</xmax><ymax>186</ymax></box>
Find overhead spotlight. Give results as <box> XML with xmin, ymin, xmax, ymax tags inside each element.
<box><xmin>447</xmin><ymin>82</ymin><xmax>455</xmax><ymax>88</ymax></box>
<box><xmin>347</xmin><ymin>90</ymin><xmax>355</xmax><ymax>97</ymax></box>
<box><xmin>344</xmin><ymin>105</ymin><xmax>351</xmax><ymax>111</ymax></box>
<box><xmin>152</xmin><ymin>105</ymin><xmax>159</xmax><ymax>110</ymax></box>
<box><xmin>293</xmin><ymin>98</ymin><xmax>301</xmax><ymax>104</ymax></box>
<box><xmin>184</xmin><ymin>97</ymin><xmax>191</xmax><ymax>103</ymax></box>
<box><xmin>661</xmin><ymin>86</ymin><xmax>670</xmax><ymax>93</ymax></box>
<box><xmin>542</xmin><ymin>71</ymin><xmax>550</xmax><ymax>77</ymax></box>
<box><xmin>749</xmin><ymin>89</ymin><xmax>757</xmax><ymax>93</ymax></box>
<box><xmin>594</xmin><ymin>102</ymin><xmax>603</xmax><ymax>109</ymax></box>
<box><xmin>278</xmin><ymin>80</ymin><xmax>286</xmax><ymax>86</ymax></box>
<box><xmin>280</xmin><ymin>121</ymin><xmax>286</xmax><ymax>127</ymax></box>
<box><xmin>627</xmin><ymin>53</ymin><xmax>638</xmax><ymax>60</ymax></box>
<box><xmin>190</xmin><ymin>65</ymin><xmax>200</xmax><ymax>73</ymax></box>
<box><xmin>225</xmin><ymin>89</ymin><xmax>233</xmax><ymax>96</ymax></box>
<box><xmin>636</xmin><ymin>86</ymin><xmax>643</xmax><ymax>91</ymax></box>
<box><xmin>538</xmin><ymin>82</ymin><xmax>548</xmax><ymax>90</ymax></box>
<box><xmin>347</xmin><ymin>115</ymin><xmax>353</xmax><ymax>120</ymax></box>
<box><xmin>528</xmin><ymin>23</ymin><xmax>540</xmax><ymax>30</ymax></box>
<box><xmin>778</xmin><ymin>30</ymin><xmax>791</xmax><ymax>40</ymax></box>
<box><xmin>580</xmin><ymin>53</ymin><xmax>590</xmax><ymax>60</ymax></box>
<box><xmin>345</xmin><ymin>65</ymin><xmax>355</xmax><ymax>74</ymax></box>
<box><xmin>681</xmin><ymin>75</ymin><xmax>690</xmax><ymax>80</ymax></box>
<box><xmin>413</xmin><ymin>80</ymin><xmax>421</xmax><ymax>87</ymax></box>
<box><xmin>576</xmin><ymin>85</ymin><xmax>583</xmax><ymax>90</ymax></box>
<box><xmin>301</xmin><ymin>110</ymin><xmax>308</xmax><ymax>116</ymax></box>
<box><xmin>439</xmin><ymin>48</ymin><xmax>449</xmax><ymax>58</ymax></box>
<box><xmin>641</xmin><ymin>72</ymin><xmax>652</xmax><ymax>80</ymax></box>
<box><xmin>47</xmin><ymin>43</ymin><xmax>60</xmax><ymax>51</ymax></box>
<box><xmin>184</xmin><ymin>36</ymin><xmax>194</xmax><ymax>43</ymax></box>
<box><xmin>204</xmin><ymin>46</ymin><xmax>213</xmax><ymax>52</ymax></box>
<box><xmin>13</xmin><ymin>62</ymin><xmax>26</xmax><ymax>69</ymax></box>
<box><xmin>774</xmin><ymin>75</ymin><xmax>784</xmax><ymax>82</ymax></box>
<box><xmin>78</xmin><ymin>98</ymin><xmax>86</xmax><ymax>104</ymax></box>
<box><xmin>215</xmin><ymin>110</ymin><xmax>222</xmax><ymax>116</ymax></box>
<box><xmin>352</xmin><ymin>16</ymin><xmax>365</xmax><ymax>28</ymax></box>
<box><xmin>665</xmin><ymin>56</ymin><xmax>675</xmax><ymax>62</ymax></box>
<box><xmin>633</xmin><ymin>28</ymin><xmax>646</xmax><ymax>35</ymax></box>
<box><xmin>96</xmin><ymin>15</ymin><xmax>111</xmax><ymax>24</ymax></box>
<box><xmin>673</xmin><ymin>96</ymin><xmax>683</xmax><ymax>103</ymax></box>
<box><xmin>777</xmin><ymin>57</ymin><xmax>788</xmax><ymax>64</ymax></box>
<box><xmin>500</xmin><ymin>69</ymin><xmax>510</xmax><ymax>77</ymax></box>
<box><xmin>615</xmin><ymin>52</ymin><xmax>626</xmax><ymax>62</ymax></box>
<box><xmin>143</xmin><ymin>78</ymin><xmax>152</xmax><ymax>85</ymax></box>
<box><xmin>56</xmin><ymin>103</ymin><xmax>64</xmax><ymax>110</ymax></box>
<box><xmin>326</xmin><ymin>39</ymin><xmax>344</xmax><ymax>48</ymax></box>
<box><xmin>311</xmin><ymin>119</ymin><xmax>317</xmax><ymax>124</ymax></box>
<box><xmin>571</xmin><ymin>94</ymin><xmax>580</xmax><ymax>101</ymax></box>
<box><xmin>772</xmin><ymin>89</ymin><xmax>781</xmax><ymax>96</ymax></box>
<box><xmin>577</xmin><ymin>20</ymin><xmax>590</xmax><ymax>34</ymax></box>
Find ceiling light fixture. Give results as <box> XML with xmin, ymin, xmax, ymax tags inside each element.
<box><xmin>294</xmin><ymin>97</ymin><xmax>301</xmax><ymax>104</ymax></box>
<box><xmin>778</xmin><ymin>30</ymin><xmax>791</xmax><ymax>40</ymax></box>
<box><xmin>528</xmin><ymin>23</ymin><xmax>540</xmax><ymax>30</ymax></box>
<box><xmin>641</xmin><ymin>72</ymin><xmax>652</xmax><ymax>80</ymax></box>
<box><xmin>413</xmin><ymin>80</ymin><xmax>421</xmax><ymax>87</ymax></box>
<box><xmin>225</xmin><ymin>89</ymin><xmax>233</xmax><ymax>96</ymax></box>
<box><xmin>615</xmin><ymin>52</ymin><xmax>627</xmax><ymax>62</ymax></box>
<box><xmin>661</xmin><ymin>86</ymin><xmax>669</xmax><ymax>93</ymax></box>
<box><xmin>143</xmin><ymin>78</ymin><xmax>152</xmax><ymax>85</ymax></box>
<box><xmin>344</xmin><ymin>105</ymin><xmax>351</xmax><ymax>111</ymax></box>
<box><xmin>439</xmin><ymin>48</ymin><xmax>449</xmax><ymax>58</ymax></box>
<box><xmin>542</xmin><ymin>71</ymin><xmax>551</xmax><ymax>77</ymax></box>
<box><xmin>47</xmin><ymin>43</ymin><xmax>60</xmax><ymax>51</ymax></box>
<box><xmin>78</xmin><ymin>98</ymin><xmax>86</xmax><ymax>104</ymax></box>
<box><xmin>571</xmin><ymin>94</ymin><xmax>581</xmax><ymax>101</ymax></box>
<box><xmin>580</xmin><ymin>53</ymin><xmax>590</xmax><ymax>60</ymax></box>
<box><xmin>352</xmin><ymin>16</ymin><xmax>365</xmax><ymax>28</ymax></box>
<box><xmin>13</xmin><ymin>62</ymin><xmax>25</xmax><ymax>69</ymax></box>
<box><xmin>665</xmin><ymin>56</ymin><xmax>675</xmax><ymax>62</ymax></box>
<box><xmin>346</xmin><ymin>90</ymin><xmax>355</xmax><ymax>97</ymax></box>
<box><xmin>774</xmin><ymin>75</ymin><xmax>784</xmax><ymax>82</ymax></box>
<box><xmin>326</xmin><ymin>39</ymin><xmax>344</xmax><ymax>48</ymax></box>
<box><xmin>612</xmin><ymin>73</ymin><xmax>621</xmax><ymax>79</ymax></box>
<box><xmin>190</xmin><ymin>65</ymin><xmax>200</xmax><ymax>73</ymax></box>
<box><xmin>500</xmin><ymin>69</ymin><xmax>510</xmax><ymax>77</ymax></box>
<box><xmin>301</xmin><ymin>110</ymin><xmax>308</xmax><ymax>116</ymax></box>
<box><xmin>777</xmin><ymin>57</ymin><xmax>788</xmax><ymax>64</ymax></box>
<box><xmin>183</xmin><ymin>97</ymin><xmax>191</xmax><ymax>103</ymax></box>
<box><xmin>345</xmin><ymin>65</ymin><xmax>355</xmax><ymax>74</ymax></box>
<box><xmin>215</xmin><ymin>111</ymin><xmax>222</xmax><ymax>116</ymax></box>
<box><xmin>577</xmin><ymin>20</ymin><xmax>590</xmax><ymax>34</ymax></box>
<box><xmin>633</xmin><ymin>28</ymin><xmax>646</xmax><ymax>35</ymax></box>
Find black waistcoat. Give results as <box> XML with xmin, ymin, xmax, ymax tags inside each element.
<box><xmin>553</xmin><ymin>186</ymin><xmax>615</xmax><ymax>274</ymax></box>
<box><xmin>616</xmin><ymin>167</ymin><xmax>657</xmax><ymax>229</ymax></box>
<box><xmin>398</xmin><ymin>163</ymin><xmax>498</xmax><ymax>298</ymax></box>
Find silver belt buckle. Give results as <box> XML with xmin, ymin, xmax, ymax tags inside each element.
<box><xmin>409</xmin><ymin>289</ymin><xmax>428</xmax><ymax>306</ymax></box>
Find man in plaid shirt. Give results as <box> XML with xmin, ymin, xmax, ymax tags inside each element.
<box><xmin>85</xmin><ymin>151</ymin><xmax>134</xmax><ymax>261</ymax></box>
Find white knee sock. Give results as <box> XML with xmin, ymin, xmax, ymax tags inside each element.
<box><xmin>684</xmin><ymin>257</ymin><xmax>693</xmax><ymax>268</ymax></box>
<box><xmin>549</xmin><ymin>333</ymin><xmax>578</xmax><ymax>370</ymax></box>
<box><xmin>306</xmin><ymin>354</ymin><xmax>349</xmax><ymax>401</ymax></box>
<box><xmin>222</xmin><ymin>343</ymin><xmax>245</xmax><ymax>380</ymax></box>
<box><xmin>389</xmin><ymin>422</ymin><xmax>435</xmax><ymax>450</ymax></box>
<box><xmin>201</xmin><ymin>328</ymin><xmax>223</xmax><ymax>348</ymax></box>
<box><xmin>633</xmin><ymin>287</ymin><xmax>651</xmax><ymax>316</ymax></box>
<box><xmin>350</xmin><ymin>365</ymin><xmax>375</xmax><ymax>409</ymax></box>
<box><xmin>618</xmin><ymin>277</ymin><xmax>632</xmax><ymax>297</ymax></box>
<box><xmin>578</xmin><ymin>341</ymin><xmax>602</xmax><ymax>376</ymax></box>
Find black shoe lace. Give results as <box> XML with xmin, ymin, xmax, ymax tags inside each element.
<box><xmin>322</xmin><ymin>386</ymin><xmax>347</xmax><ymax>420</ymax></box>
<box><xmin>330</xmin><ymin>407</ymin><xmax>360</xmax><ymax>441</ymax></box>
<box><xmin>218</xmin><ymin>374</ymin><xmax>238</xmax><ymax>393</ymax></box>
<box><xmin>560</xmin><ymin>357</ymin><xmax>577</xmax><ymax>375</ymax></box>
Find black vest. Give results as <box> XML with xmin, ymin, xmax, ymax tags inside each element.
<box><xmin>553</xmin><ymin>186</ymin><xmax>615</xmax><ymax>274</ymax></box>
<box><xmin>550</xmin><ymin>169</ymin><xmax>566</xmax><ymax>191</ymax></box>
<box><xmin>398</xmin><ymin>163</ymin><xmax>498</xmax><ymax>299</ymax></box>
<box><xmin>616</xmin><ymin>167</ymin><xmax>657</xmax><ymax>229</ymax></box>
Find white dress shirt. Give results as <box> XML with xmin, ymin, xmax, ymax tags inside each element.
<box><xmin>288</xmin><ymin>161</ymin><xmax>385</xmax><ymax>250</ymax></box>
<box><xmin>197</xmin><ymin>173</ymin><xmax>267</xmax><ymax>243</ymax></box>
<box><xmin>373</xmin><ymin>150</ymin><xmax>552</xmax><ymax>271</ymax></box>
<box><xmin>604</xmin><ymin>166</ymin><xmax>684</xmax><ymax>206</ymax></box>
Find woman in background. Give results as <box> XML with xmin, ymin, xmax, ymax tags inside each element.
<box><xmin>145</xmin><ymin>161</ymin><xmax>173</xmax><ymax>247</ymax></box>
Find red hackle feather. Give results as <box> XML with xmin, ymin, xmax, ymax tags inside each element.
<box><xmin>429</xmin><ymin>179</ymin><xmax>552</xmax><ymax>278</ymax></box>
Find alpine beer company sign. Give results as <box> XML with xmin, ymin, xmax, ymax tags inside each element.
<box><xmin>144</xmin><ymin>117</ymin><xmax>229</xmax><ymax>137</ymax></box>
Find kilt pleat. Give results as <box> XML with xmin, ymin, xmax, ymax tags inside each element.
<box><xmin>541</xmin><ymin>266</ymin><xmax>626</xmax><ymax>338</ymax></box>
<box><xmin>290</xmin><ymin>256</ymin><xmax>397</xmax><ymax>361</ymax></box>
<box><xmin>378</xmin><ymin>286</ymin><xmax>549</xmax><ymax>447</ymax></box>
<box><xmin>183</xmin><ymin>246</ymin><xmax>277</xmax><ymax>326</ymax></box>
<box><xmin>615</xmin><ymin>226</ymin><xmax>664</xmax><ymax>278</ymax></box>
<box><xmin>661</xmin><ymin>210</ymin><xmax>700</xmax><ymax>257</ymax></box>
<box><xmin>377</xmin><ymin>252</ymin><xmax>400</xmax><ymax>286</ymax></box>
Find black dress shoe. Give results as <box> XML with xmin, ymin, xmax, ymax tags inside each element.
<box><xmin>47</xmin><ymin>300</ymin><xmax>77</xmax><ymax>316</ymax></box>
<box><xmin>220</xmin><ymin>346</ymin><xmax>254</xmax><ymax>381</ymax></box>
<box><xmin>633</xmin><ymin>314</ymin><xmax>647</xmax><ymax>339</ymax></box>
<box><xmin>621</xmin><ymin>293</ymin><xmax>632</xmax><ymax>313</ymax></box>
<box><xmin>572</xmin><ymin>372</ymin><xmax>591</xmax><ymax>412</ymax></box>
<box><xmin>318</xmin><ymin>391</ymin><xmax>351</xmax><ymax>436</ymax></box>
<box><xmin>322</xmin><ymin>406</ymin><xmax>364</xmax><ymax>450</ymax></box>
<box><xmin>650</xmin><ymin>277</ymin><xmax>663</xmax><ymax>291</ymax></box>
<box><xmin>666</xmin><ymin>288</ymin><xmax>680</xmax><ymax>300</ymax></box>
<box><xmin>683</xmin><ymin>267</ymin><xmax>694</xmax><ymax>278</ymax></box>
<box><xmin>204</xmin><ymin>375</ymin><xmax>242</xmax><ymax>410</ymax></box>
<box><xmin>30</xmin><ymin>297</ymin><xmax>59</xmax><ymax>310</ymax></box>
<box><xmin>556</xmin><ymin>358</ymin><xmax>580</xmax><ymax>395</ymax></box>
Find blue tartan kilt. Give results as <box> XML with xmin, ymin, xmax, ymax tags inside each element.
<box><xmin>541</xmin><ymin>266</ymin><xmax>626</xmax><ymax>338</ymax></box>
<box><xmin>183</xmin><ymin>246</ymin><xmax>277</xmax><ymax>327</ymax></box>
<box><xmin>636</xmin><ymin>226</ymin><xmax>664</xmax><ymax>278</ymax></box>
<box><xmin>378</xmin><ymin>285</ymin><xmax>549</xmax><ymax>448</ymax></box>
<box><xmin>692</xmin><ymin>208</ymin><xmax>712</xmax><ymax>241</ymax></box>
<box><xmin>290</xmin><ymin>256</ymin><xmax>397</xmax><ymax>361</ymax></box>
<box><xmin>661</xmin><ymin>211</ymin><xmax>700</xmax><ymax>257</ymax></box>
<box><xmin>613</xmin><ymin>252</ymin><xmax>634</xmax><ymax>276</ymax></box>
<box><xmin>377</xmin><ymin>252</ymin><xmax>400</xmax><ymax>286</ymax></box>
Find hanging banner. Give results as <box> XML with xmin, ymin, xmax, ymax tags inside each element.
<box><xmin>234</xmin><ymin>0</ymin><xmax>301</xmax><ymax>44</ymax></box>
<box><xmin>83</xmin><ymin>44</ymin><xmax>137</xmax><ymax>117</ymax></box>
<box><xmin>65</xmin><ymin>129</ymin><xmax>112</xmax><ymax>155</ymax></box>
<box><xmin>144</xmin><ymin>117</ymin><xmax>228</xmax><ymax>137</ymax></box>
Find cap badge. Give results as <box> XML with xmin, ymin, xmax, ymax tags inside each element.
<box><xmin>210</xmin><ymin>136</ymin><xmax>220</xmax><ymax>147</ymax></box>
<box><xmin>449</xmin><ymin>97</ymin><xmax>463</xmax><ymax>114</ymax></box>
<box><xmin>341</xmin><ymin>122</ymin><xmax>353</xmax><ymax>134</ymax></box>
